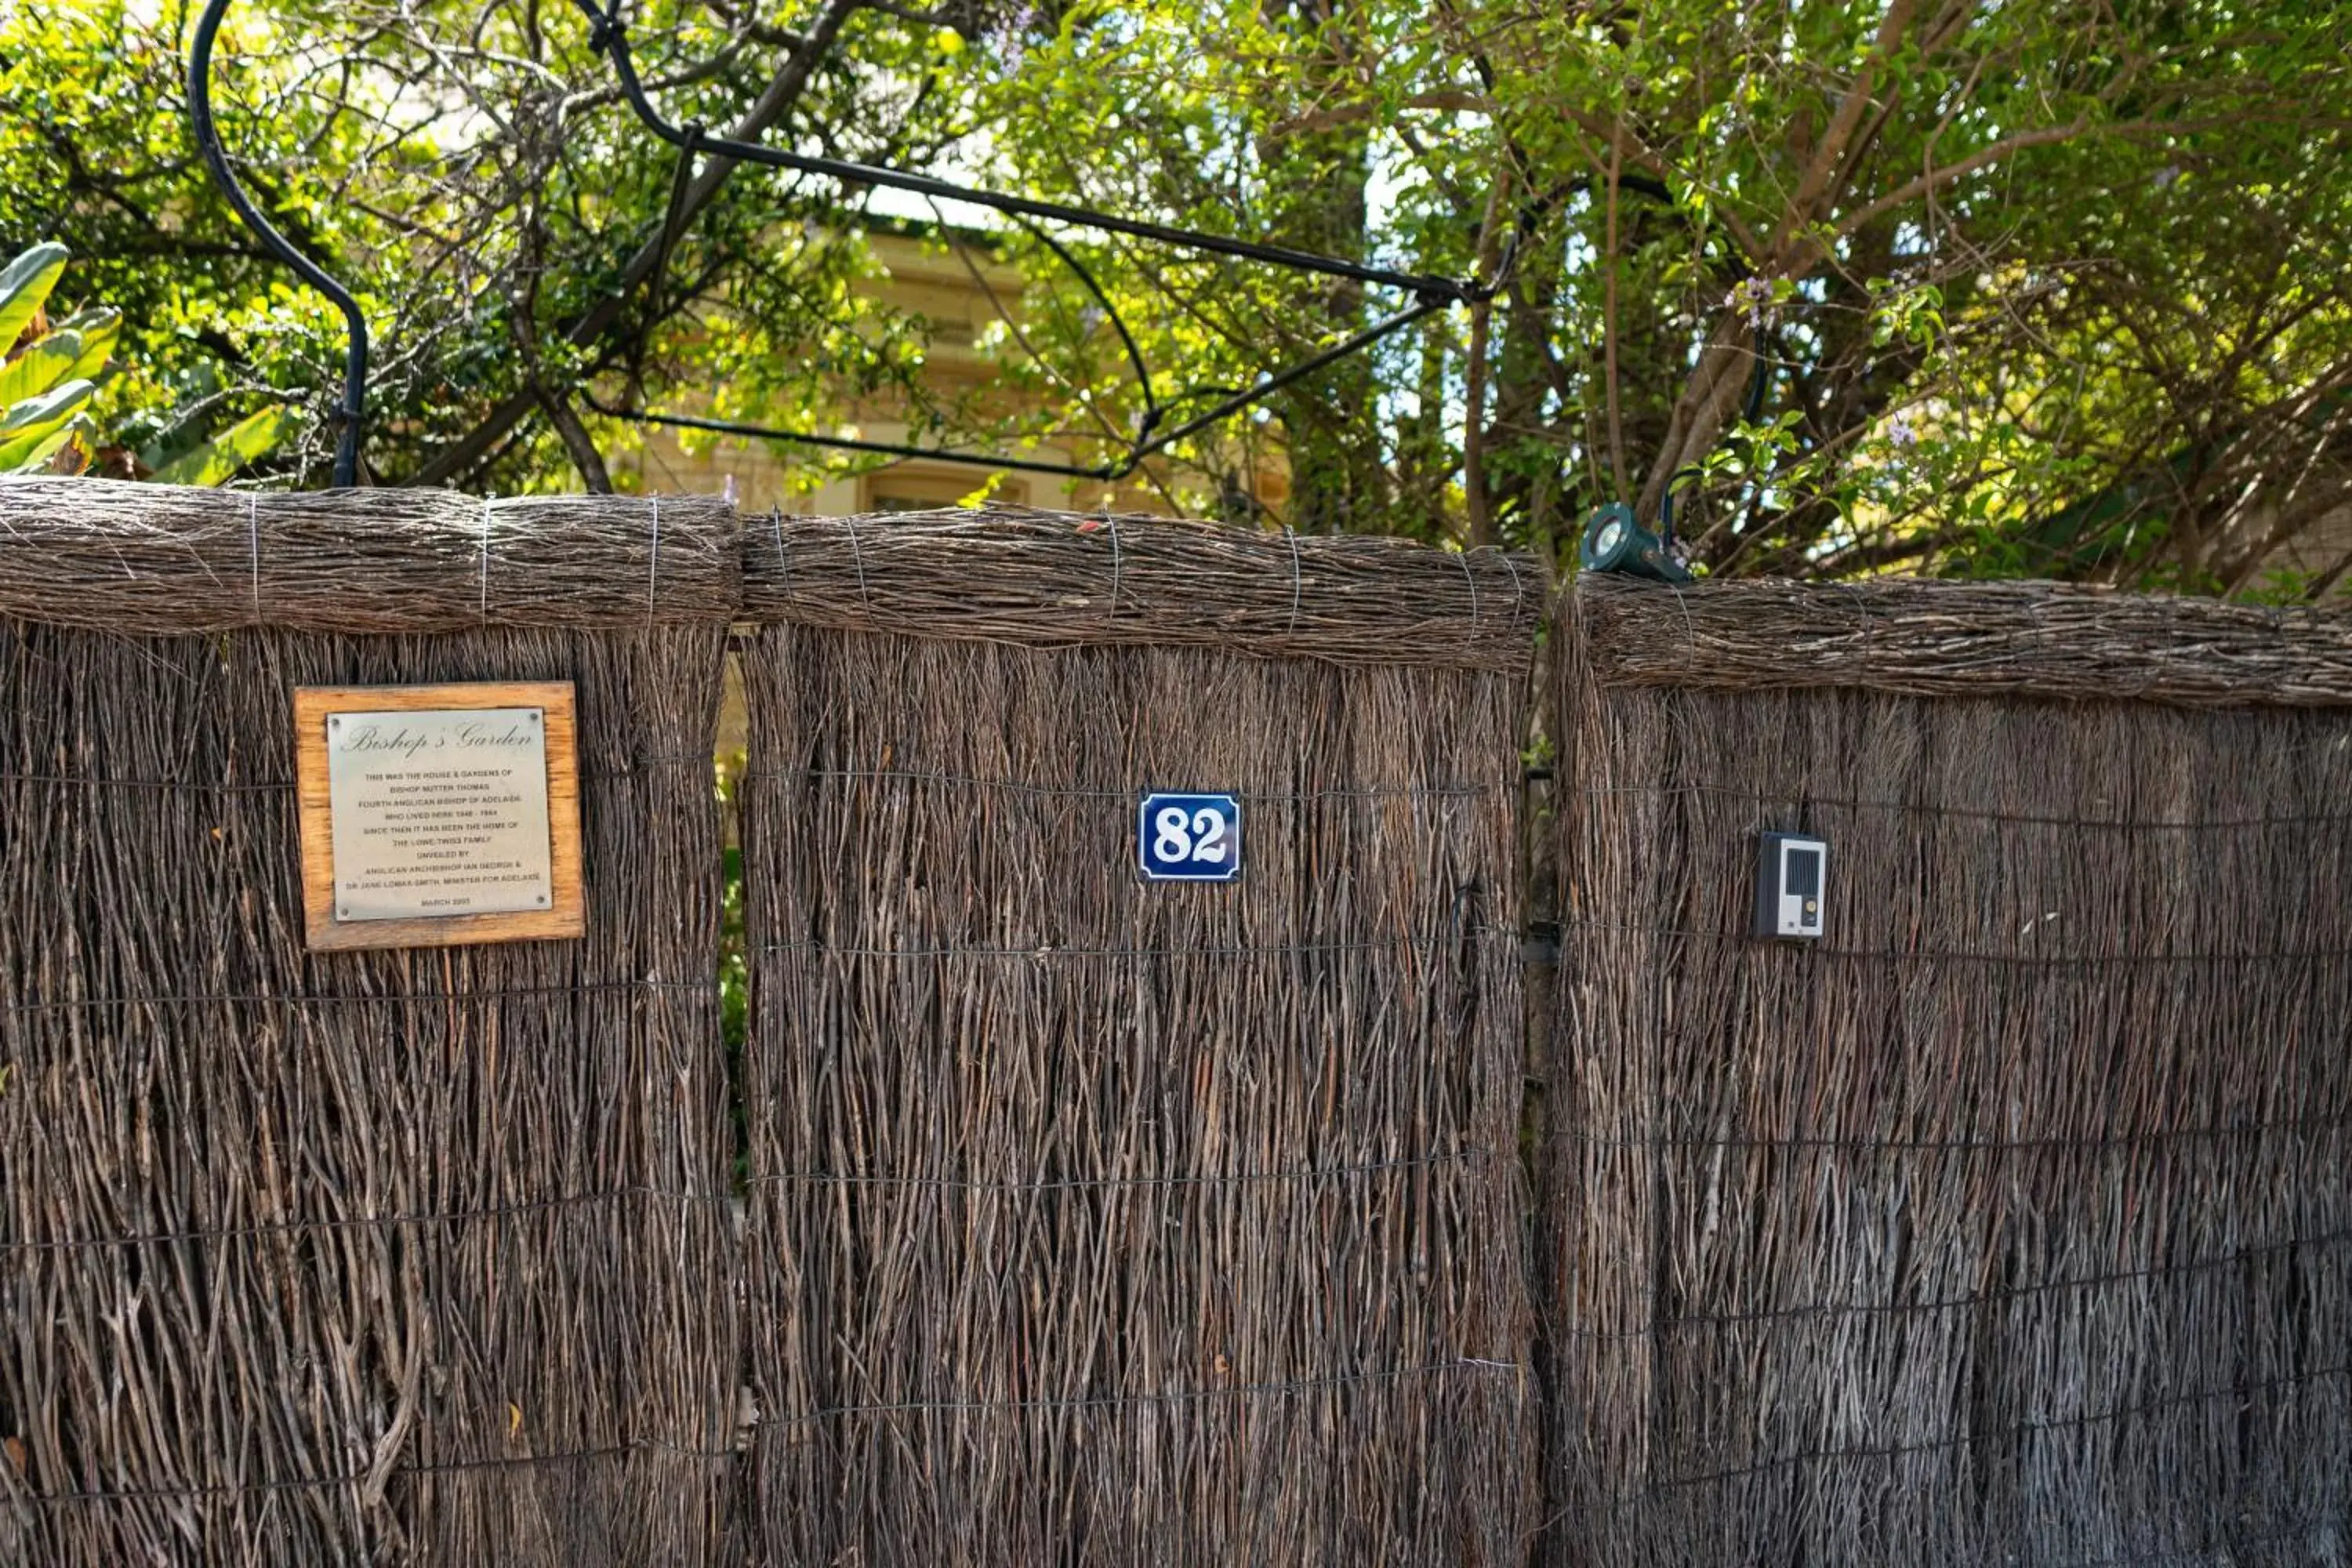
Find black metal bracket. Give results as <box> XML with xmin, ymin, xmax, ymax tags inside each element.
<box><xmin>188</xmin><ymin>0</ymin><xmax>369</xmax><ymax>488</ymax></box>
<box><xmin>573</xmin><ymin>0</ymin><xmax>1497</xmax><ymax>482</ymax></box>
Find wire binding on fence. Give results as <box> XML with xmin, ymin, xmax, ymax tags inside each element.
<box><xmin>1</xmin><ymin>1183</ymin><xmax>729</xmax><ymax>1256</ymax></box>
<box><xmin>16</xmin><ymin>1436</ymin><xmax>738</xmax><ymax>1507</ymax></box>
<box><xmin>1575</xmin><ymin>572</ymin><xmax>2352</xmax><ymax>707</ymax></box>
<box><xmin>1552</xmin><ymin>918</ymin><xmax>2352</xmax><ymax>966</ymax></box>
<box><xmin>1568</xmin><ymin>778</ymin><xmax>2352</xmax><ymax>830</ymax></box>
<box><xmin>743</xmin><ymin>1149</ymin><xmax>1492</xmax><ymax>1194</ymax></box>
<box><xmin>1548</xmin><ymin>1228</ymin><xmax>2352</xmax><ymax>1341</ymax></box>
<box><xmin>757</xmin><ymin>930</ymin><xmax>1512</xmax><ymax>959</ymax></box>
<box><xmin>0</xmin><ymin>480</ymin><xmax>738</xmax><ymax>633</ymax></box>
<box><xmin>3</xmin><ymin>978</ymin><xmax>717</xmax><ymax>1014</ymax></box>
<box><xmin>767</xmin><ymin>764</ymin><xmax>1511</xmax><ymax>800</ymax></box>
<box><xmin>740</xmin><ymin>503</ymin><xmax>1539</xmax><ymax>671</ymax></box>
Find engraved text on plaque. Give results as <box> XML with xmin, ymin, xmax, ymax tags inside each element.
<box><xmin>325</xmin><ymin>707</ymin><xmax>554</xmax><ymax>920</ymax></box>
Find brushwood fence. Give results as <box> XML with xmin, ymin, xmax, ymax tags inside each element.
<box><xmin>5</xmin><ymin>475</ymin><xmax>2352</xmax><ymax>1568</ymax></box>
<box><xmin>731</xmin><ymin>510</ymin><xmax>1541</xmax><ymax>1564</ymax></box>
<box><xmin>1545</xmin><ymin>575</ymin><xmax>2352</xmax><ymax>1568</ymax></box>
<box><xmin>0</xmin><ymin>481</ymin><xmax>741</xmax><ymax>1565</ymax></box>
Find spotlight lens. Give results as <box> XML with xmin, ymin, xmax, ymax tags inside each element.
<box><xmin>1597</xmin><ymin>521</ymin><xmax>1622</xmax><ymax>554</ymax></box>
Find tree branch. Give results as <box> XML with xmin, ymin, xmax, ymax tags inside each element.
<box><xmin>409</xmin><ymin>0</ymin><xmax>866</xmax><ymax>485</ymax></box>
<box><xmin>1272</xmin><ymin>90</ymin><xmax>1486</xmax><ymax>136</ymax></box>
<box><xmin>1833</xmin><ymin>118</ymin><xmax>2100</xmax><ymax>241</ymax></box>
<box><xmin>1602</xmin><ymin>128</ymin><xmax>1629</xmax><ymax>505</ymax></box>
<box><xmin>1463</xmin><ymin>172</ymin><xmax>1509</xmax><ymax>546</ymax></box>
<box><xmin>1557</xmin><ymin>107</ymin><xmax>1770</xmax><ymax>264</ymax></box>
<box><xmin>539</xmin><ymin>385</ymin><xmax>615</xmax><ymax>491</ymax></box>
<box><xmin>1770</xmin><ymin>0</ymin><xmax>1923</xmax><ymax>255</ymax></box>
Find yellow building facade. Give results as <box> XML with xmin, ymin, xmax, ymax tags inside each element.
<box><xmin>618</xmin><ymin>228</ymin><xmax>1289</xmax><ymax>521</ymax></box>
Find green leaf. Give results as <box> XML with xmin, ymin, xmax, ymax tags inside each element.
<box><xmin>13</xmin><ymin>415</ymin><xmax>95</xmax><ymax>475</ymax></box>
<box><xmin>0</xmin><ymin>242</ymin><xmax>71</xmax><ymax>354</ymax></box>
<box><xmin>57</xmin><ymin>308</ymin><xmax>120</xmax><ymax>386</ymax></box>
<box><xmin>0</xmin><ymin>329</ymin><xmax>80</xmax><ymax>407</ymax></box>
<box><xmin>150</xmin><ymin>405</ymin><xmax>296</xmax><ymax>486</ymax></box>
<box><xmin>0</xmin><ymin>378</ymin><xmax>96</xmax><ymax>470</ymax></box>
<box><xmin>2</xmin><ymin>376</ymin><xmax>94</xmax><ymax>434</ymax></box>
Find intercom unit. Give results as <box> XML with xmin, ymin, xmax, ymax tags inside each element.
<box><xmin>1755</xmin><ymin>833</ymin><xmax>1828</xmax><ymax>939</ymax></box>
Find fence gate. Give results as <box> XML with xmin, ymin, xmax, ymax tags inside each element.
<box><xmin>0</xmin><ymin>485</ymin><xmax>1545</xmax><ymax>1566</ymax></box>
<box><xmin>731</xmin><ymin>510</ymin><xmax>1541</xmax><ymax>1566</ymax></box>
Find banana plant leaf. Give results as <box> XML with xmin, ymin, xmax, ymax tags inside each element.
<box><xmin>150</xmin><ymin>405</ymin><xmax>297</xmax><ymax>486</ymax></box>
<box><xmin>0</xmin><ymin>242</ymin><xmax>70</xmax><ymax>354</ymax></box>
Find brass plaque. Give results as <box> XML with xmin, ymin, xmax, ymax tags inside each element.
<box><xmin>295</xmin><ymin>682</ymin><xmax>585</xmax><ymax>949</ymax></box>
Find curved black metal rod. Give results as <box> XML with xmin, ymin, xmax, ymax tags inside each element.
<box><xmin>579</xmin><ymin>391</ymin><xmax>1125</xmax><ymax>481</ymax></box>
<box><xmin>586</xmin><ymin>292</ymin><xmax>1446</xmax><ymax>484</ymax></box>
<box><xmin>188</xmin><ymin>0</ymin><xmax>368</xmax><ymax>487</ymax></box>
<box><xmin>1007</xmin><ymin>216</ymin><xmax>1163</xmax><ymax>444</ymax></box>
<box><xmin>574</xmin><ymin>0</ymin><xmax>1478</xmax><ymax>307</ymax></box>
<box><xmin>1121</xmin><ymin>293</ymin><xmax>1450</xmax><ymax>473</ymax></box>
<box><xmin>572</xmin><ymin>0</ymin><xmax>1491</xmax><ymax>483</ymax></box>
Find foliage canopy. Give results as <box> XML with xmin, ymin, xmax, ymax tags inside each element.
<box><xmin>4</xmin><ymin>0</ymin><xmax>2348</xmax><ymax>590</ymax></box>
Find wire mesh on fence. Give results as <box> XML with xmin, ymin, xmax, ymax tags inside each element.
<box><xmin>0</xmin><ymin>482</ymin><xmax>739</xmax><ymax>1566</ymax></box>
<box><xmin>732</xmin><ymin>510</ymin><xmax>1541</xmax><ymax>1566</ymax></box>
<box><xmin>1544</xmin><ymin>577</ymin><xmax>2352</xmax><ymax>1568</ymax></box>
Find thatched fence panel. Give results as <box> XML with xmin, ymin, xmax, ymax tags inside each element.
<box><xmin>1548</xmin><ymin>575</ymin><xmax>2352</xmax><ymax>1567</ymax></box>
<box><xmin>0</xmin><ymin>481</ymin><xmax>740</xmax><ymax>1565</ymax></box>
<box><xmin>735</xmin><ymin>510</ymin><xmax>1540</xmax><ymax>1566</ymax></box>
<box><xmin>27</xmin><ymin>481</ymin><xmax>2350</xmax><ymax>1566</ymax></box>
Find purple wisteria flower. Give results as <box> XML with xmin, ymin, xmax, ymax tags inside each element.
<box><xmin>1726</xmin><ymin>276</ymin><xmax>1774</xmax><ymax>329</ymax></box>
<box><xmin>989</xmin><ymin>5</ymin><xmax>1038</xmax><ymax>74</ymax></box>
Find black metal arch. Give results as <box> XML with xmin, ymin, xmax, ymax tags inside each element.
<box><xmin>188</xmin><ymin>0</ymin><xmax>369</xmax><ymax>488</ymax></box>
<box><xmin>577</xmin><ymin>0</ymin><xmax>1475</xmax><ymax>303</ymax></box>
<box><xmin>186</xmin><ymin>0</ymin><xmax>1506</xmax><ymax>488</ymax></box>
<box><xmin>572</xmin><ymin>0</ymin><xmax>1498</xmax><ymax>482</ymax></box>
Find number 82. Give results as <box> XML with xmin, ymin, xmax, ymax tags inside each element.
<box><xmin>1152</xmin><ymin>804</ymin><xmax>1229</xmax><ymax>865</ymax></box>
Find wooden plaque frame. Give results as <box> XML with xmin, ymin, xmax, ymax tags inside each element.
<box><xmin>294</xmin><ymin>681</ymin><xmax>586</xmax><ymax>950</ymax></box>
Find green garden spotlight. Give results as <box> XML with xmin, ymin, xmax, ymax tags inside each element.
<box><xmin>1578</xmin><ymin>501</ymin><xmax>1692</xmax><ymax>583</ymax></box>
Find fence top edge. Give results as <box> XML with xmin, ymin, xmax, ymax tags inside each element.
<box><xmin>742</xmin><ymin>503</ymin><xmax>1544</xmax><ymax>674</ymax></box>
<box><xmin>0</xmin><ymin>476</ymin><xmax>742</xmax><ymax>634</ymax></box>
<box><xmin>1572</xmin><ymin>572</ymin><xmax>2352</xmax><ymax>710</ymax></box>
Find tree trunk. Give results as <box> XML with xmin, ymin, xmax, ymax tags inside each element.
<box><xmin>1260</xmin><ymin>0</ymin><xmax>1383</xmax><ymax>533</ymax></box>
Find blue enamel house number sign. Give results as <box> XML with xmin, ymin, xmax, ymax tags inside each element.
<box><xmin>1138</xmin><ymin>793</ymin><xmax>1243</xmax><ymax>882</ymax></box>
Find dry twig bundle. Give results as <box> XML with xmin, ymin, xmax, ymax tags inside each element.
<box><xmin>747</xmin><ymin>504</ymin><xmax>1541</xmax><ymax>672</ymax></box>
<box><xmin>1547</xmin><ymin>575</ymin><xmax>2352</xmax><ymax>1567</ymax></box>
<box><xmin>734</xmin><ymin>516</ymin><xmax>1541</xmax><ymax>1564</ymax></box>
<box><xmin>0</xmin><ymin>477</ymin><xmax>738</xmax><ymax>633</ymax></box>
<box><xmin>0</xmin><ymin>482</ymin><xmax>738</xmax><ymax>1564</ymax></box>
<box><xmin>1578</xmin><ymin>573</ymin><xmax>2352</xmax><ymax>706</ymax></box>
